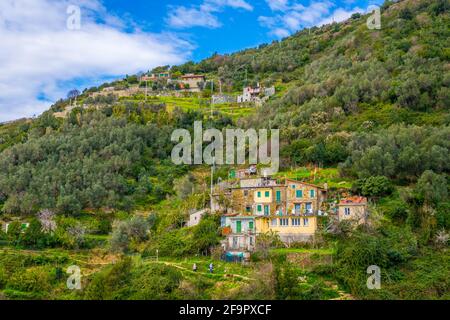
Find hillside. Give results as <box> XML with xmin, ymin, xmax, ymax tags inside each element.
<box><xmin>0</xmin><ymin>0</ymin><xmax>448</xmax><ymax>301</ymax></box>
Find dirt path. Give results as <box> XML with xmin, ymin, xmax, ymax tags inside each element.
<box><xmin>145</xmin><ymin>260</ymin><xmax>255</xmax><ymax>281</ymax></box>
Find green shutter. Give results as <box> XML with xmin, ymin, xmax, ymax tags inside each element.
<box><xmin>257</xmin><ymin>204</ymin><xmax>262</xmax><ymax>212</ymax></box>
<box><xmin>296</xmin><ymin>190</ymin><xmax>303</xmax><ymax>198</ymax></box>
<box><xmin>310</xmin><ymin>190</ymin><xmax>315</xmax><ymax>198</ymax></box>
<box><xmin>257</xmin><ymin>191</ymin><xmax>261</xmax><ymax>198</ymax></box>
<box><xmin>249</xmin><ymin>221</ymin><xmax>254</xmax><ymax>230</ymax></box>
<box><xmin>276</xmin><ymin>190</ymin><xmax>281</xmax><ymax>202</ymax></box>
<box><xmin>236</xmin><ymin>221</ymin><xmax>242</xmax><ymax>233</ymax></box>
<box><xmin>265</xmin><ymin>191</ymin><xmax>270</xmax><ymax>197</ymax></box>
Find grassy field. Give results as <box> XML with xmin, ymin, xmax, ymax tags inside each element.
<box><xmin>118</xmin><ymin>94</ymin><xmax>257</xmax><ymax>120</ymax></box>
<box><xmin>274</xmin><ymin>167</ymin><xmax>354</xmax><ymax>189</ymax></box>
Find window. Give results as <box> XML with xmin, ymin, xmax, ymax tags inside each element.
<box><xmin>246</xmin><ymin>206</ymin><xmax>251</xmax><ymax>213</ymax></box>
<box><xmin>244</xmin><ymin>190</ymin><xmax>248</xmax><ymax>196</ymax></box>
<box><xmin>257</xmin><ymin>191</ymin><xmax>261</xmax><ymax>198</ymax></box>
<box><xmin>265</xmin><ymin>191</ymin><xmax>270</xmax><ymax>197</ymax></box>
<box><xmin>249</xmin><ymin>237</ymin><xmax>253</xmax><ymax>245</ymax></box>
<box><xmin>264</xmin><ymin>205</ymin><xmax>270</xmax><ymax>216</ymax></box>
<box><xmin>292</xmin><ymin>184</ymin><xmax>296</xmax><ymax>189</ymax></box>
<box><xmin>292</xmin><ymin>218</ymin><xmax>301</xmax><ymax>226</ymax></box>
<box><xmin>271</xmin><ymin>219</ymin><xmax>277</xmax><ymax>226</ymax></box>
<box><xmin>236</xmin><ymin>221</ymin><xmax>242</xmax><ymax>233</ymax></box>
<box><xmin>344</xmin><ymin>208</ymin><xmax>351</xmax><ymax>216</ymax></box>
<box><xmin>294</xmin><ymin>204</ymin><xmax>301</xmax><ymax>214</ymax></box>
<box><xmin>310</xmin><ymin>190</ymin><xmax>315</xmax><ymax>198</ymax></box>
<box><xmin>248</xmin><ymin>221</ymin><xmax>254</xmax><ymax>230</ymax></box>
<box><xmin>296</xmin><ymin>190</ymin><xmax>303</xmax><ymax>198</ymax></box>
<box><xmin>303</xmin><ymin>218</ymin><xmax>309</xmax><ymax>227</ymax></box>
<box><xmin>279</xmin><ymin>218</ymin><xmax>289</xmax><ymax>226</ymax></box>
<box><xmin>305</xmin><ymin>202</ymin><xmax>312</xmax><ymax>213</ymax></box>
<box><xmin>276</xmin><ymin>190</ymin><xmax>281</xmax><ymax>202</ymax></box>
<box><xmin>257</xmin><ymin>204</ymin><xmax>262</xmax><ymax>213</ymax></box>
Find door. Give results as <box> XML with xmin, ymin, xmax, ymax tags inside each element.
<box><xmin>264</xmin><ymin>205</ymin><xmax>270</xmax><ymax>216</ymax></box>
<box><xmin>236</xmin><ymin>221</ymin><xmax>242</xmax><ymax>233</ymax></box>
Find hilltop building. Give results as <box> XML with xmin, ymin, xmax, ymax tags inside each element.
<box><xmin>181</xmin><ymin>74</ymin><xmax>205</xmax><ymax>92</ymax></box>
<box><xmin>337</xmin><ymin>196</ymin><xmax>368</xmax><ymax>225</ymax></box>
<box><xmin>237</xmin><ymin>84</ymin><xmax>275</xmax><ymax>105</ymax></box>
<box><xmin>187</xmin><ymin>209</ymin><xmax>208</xmax><ymax>227</ymax></box>
<box><xmin>141</xmin><ymin>72</ymin><xmax>170</xmax><ymax>82</ymax></box>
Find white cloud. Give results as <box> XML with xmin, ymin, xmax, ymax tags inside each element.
<box><xmin>260</xmin><ymin>0</ymin><xmax>368</xmax><ymax>38</ymax></box>
<box><xmin>317</xmin><ymin>7</ymin><xmax>365</xmax><ymax>26</ymax></box>
<box><xmin>166</xmin><ymin>0</ymin><xmax>253</xmax><ymax>29</ymax></box>
<box><xmin>271</xmin><ymin>28</ymin><xmax>291</xmax><ymax>38</ymax></box>
<box><xmin>265</xmin><ymin>0</ymin><xmax>290</xmax><ymax>11</ymax></box>
<box><xmin>0</xmin><ymin>0</ymin><xmax>191</xmax><ymax>122</ymax></box>
<box><xmin>167</xmin><ymin>6</ymin><xmax>221</xmax><ymax>29</ymax></box>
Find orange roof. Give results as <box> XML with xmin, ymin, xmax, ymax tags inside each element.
<box><xmin>339</xmin><ymin>196</ymin><xmax>367</xmax><ymax>205</ymax></box>
<box><xmin>285</xmin><ymin>178</ymin><xmax>324</xmax><ymax>189</ymax></box>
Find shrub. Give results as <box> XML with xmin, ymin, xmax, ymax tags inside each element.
<box><xmin>352</xmin><ymin>176</ymin><xmax>394</xmax><ymax>197</ymax></box>
<box><xmin>83</xmin><ymin>257</ymin><xmax>133</xmax><ymax>300</ymax></box>
<box><xmin>7</xmin><ymin>267</ymin><xmax>52</xmax><ymax>294</ymax></box>
<box><xmin>129</xmin><ymin>264</ymin><xmax>182</xmax><ymax>300</ymax></box>
<box><xmin>7</xmin><ymin>221</ymin><xmax>22</xmax><ymax>246</ymax></box>
<box><xmin>109</xmin><ymin>216</ymin><xmax>150</xmax><ymax>253</ymax></box>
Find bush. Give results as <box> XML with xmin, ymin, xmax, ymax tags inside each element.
<box><xmin>129</xmin><ymin>264</ymin><xmax>182</xmax><ymax>300</ymax></box>
<box><xmin>7</xmin><ymin>267</ymin><xmax>52</xmax><ymax>295</ymax></box>
<box><xmin>352</xmin><ymin>176</ymin><xmax>394</xmax><ymax>197</ymax></box>
<box><xmin>109</xmin><ymin>216</ymin><xmax>150</xmax><ymax>253</ymax></box>
<box><xmin>21</xmin><ymin>218</ymin><xmax>46</xmax><ymax>248</ymax></box>
<box><xmin>7</xmin><ymin>221</ymin><xmax>22</xmax><ymax>246</ymax></box>
<box><xmin>83</xmin><ymin>257</ymin><xmax>133</xmax><ymax>300</ymax></box>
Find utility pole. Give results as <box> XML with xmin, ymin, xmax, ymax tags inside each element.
<box><xmin>210</xmin><ymin>156</ymin><xmax>215</xmax><ymax>214</ymax></box>
<box><xmin>210</xmin><ymin>80</ymin><xmax>214</xmax><ymax>119</ymax></box>
<box><xmin>145</xmin><ymin>80</ymin><xmax>148</xmax><ymax>102</ymax></box>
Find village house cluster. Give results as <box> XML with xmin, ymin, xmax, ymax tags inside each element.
<box><xmin>139</xmin><ymin>72</ymin><xmax>276</xmax><ymax>104</ymax></box>
<box><xmin>186</xmin><ymin>168</ymin><xmax>369</xmax><ymax>261</ymax></box>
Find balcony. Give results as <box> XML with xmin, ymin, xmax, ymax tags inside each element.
<box><xmin>291</xmin><ymin>209</ymin><xmax>316</xmax><ymax>216</ymax></box>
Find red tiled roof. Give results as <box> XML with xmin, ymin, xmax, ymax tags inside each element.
<box><xmin>339</xmin><ymin>196</ymin><xmax>367</xmax><ymax>205</ymax></box>
<box><xmin>285</xmin><ymin>178</ymin><xmax>324</xmax><ymax>189</ymax></box>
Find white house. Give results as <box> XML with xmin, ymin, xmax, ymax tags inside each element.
<box><xmin>187</xmin><ymin>209</ymin><xmax>208</xmax><ymax>227</ymax></box>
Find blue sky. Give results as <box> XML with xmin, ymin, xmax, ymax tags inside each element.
<box><xmin>0</xmin><ymin>0</ymin><xmax>383</xmax><ymax>122</ymax></box>
<box><xmin>103</xmin><ymin>0</ymin><xmax>383</xmax><ymax>60</ymax></box>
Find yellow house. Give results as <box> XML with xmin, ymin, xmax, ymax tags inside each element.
<box><xmin>254</xmin><ymin>180</ymin><xmax>326</xmax><ymax>242</ymax></box>
<box><xmin>255</xmin><ymin>216</ymin><xmax>317</xmax><ymax>242</ymax></box>
<box><xmin>221</xmin><ymin>177</ymin><xmax>328</xmax><ymax>244</ymax></box>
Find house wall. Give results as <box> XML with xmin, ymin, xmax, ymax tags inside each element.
<box><xmin>255</xmin><ymin>217</ymin><xmax>317</xmax><ymax>241</ymax></box>
<box><xmin>286</xmin><ymin>181</ymin><xmax>324</xmax><ymax>214</ymax></box>
<box><xmin>187</xmin><ymin>209</ymin><xmax>207</xmax><ymax>227</ymax></box>
<box><xmin>222</xmin><ymin>216</ymin><xmax>255</xmax><ymax>234</ymax></box>
<box><xmin>225</xmin><ymin>234</ymin><xmax>255</xmax><ymax>251</ymax></box>
<box><xmin>338</xmin><ymin>205</ymin><xmax>367</xmax><ymax>224</ymax></box>
<box><xmin>254</xmin><ymin>188</ymin><xmax>272</xmax><ymax>203</ymax></box>
<box><xmin>230</xmin><ymin>188</ymin><xmax>255</xmax><ymax>214</ymax></box>
<box><xmin>182</xmin><ymin>77</ymin><xmax>204</xmax><ymax>90</ymax></box>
